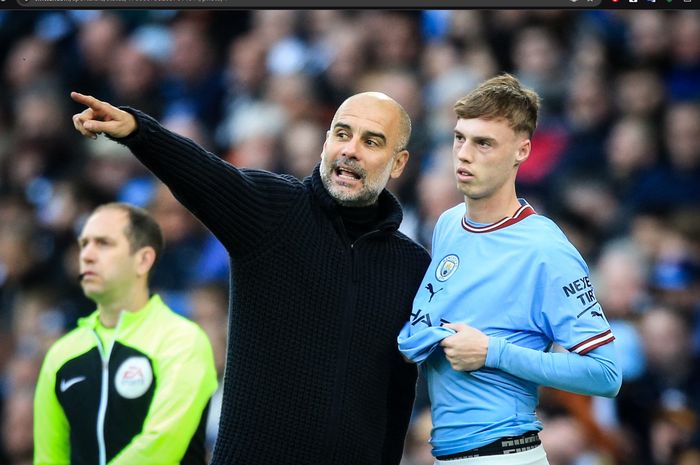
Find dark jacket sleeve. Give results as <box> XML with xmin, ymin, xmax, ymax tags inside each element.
<box><xmin>114</xmin><ymin>109</ymin><xmax>304</xmax><ymax>256</ymax></box>
<box><xmin>382</xmin><ymin>351</ymin><xmax>418</xmax><ymax>465</ymax></box>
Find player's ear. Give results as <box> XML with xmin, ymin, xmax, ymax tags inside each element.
<box><xmin>514</xmin><ymin>138</ymin><xmax>531</xmax><ymax>166</ymax></box>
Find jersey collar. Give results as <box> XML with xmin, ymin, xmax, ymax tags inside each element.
<box><xmin>461</xmin><ymin>200</ymin><xmax>536</xmax><ymax>234</ymax></box>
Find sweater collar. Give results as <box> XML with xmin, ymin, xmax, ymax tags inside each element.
<box><xmin>306</xmin><ymin>164</ymin><xmax>403</xmax><ymax>233</ymax></box>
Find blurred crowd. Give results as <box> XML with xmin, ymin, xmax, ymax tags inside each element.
<box><xmin>0</xmin><ymin>9</ymin><xmax>698</xmax><ymax>465</ymax></box>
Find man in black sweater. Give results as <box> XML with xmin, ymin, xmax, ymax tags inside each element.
<box><xmin>71</xmin><ymin>91</ymin><xmax>431</xmax><ymax>465</ymax></box>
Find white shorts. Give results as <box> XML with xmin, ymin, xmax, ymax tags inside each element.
<box><xmin>434</xmin><ymin>444</ymin><xmax>549</xmax><ymax>465</ymax></box>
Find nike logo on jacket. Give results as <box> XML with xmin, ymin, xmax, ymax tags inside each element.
<box><xmin>60</xmin><ymin>376</ymin><xmax>86</xmax><ymax>392</ymax></box>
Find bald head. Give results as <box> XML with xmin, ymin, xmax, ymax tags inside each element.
<box><xmin>320</xmin><ymin>91</ymin><xmax>412</xmax><ymax>206</ymax></box>
<box><xmin>333</xmin><ymin>92</ymin><xmax>411</xmax><ymax>153</ymax></box>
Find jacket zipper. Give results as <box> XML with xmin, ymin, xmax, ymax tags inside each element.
<box><xmin>92</xmin><ymin>312</ymin><xmax>124</xmax><ymax>465</ymax></box>
<box><xmin>327</xmin><ymin>231</ymin><xmax>379</xmax><ymax>460</ymax></box>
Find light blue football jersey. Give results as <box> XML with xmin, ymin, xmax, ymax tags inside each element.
<box><xmin>398</xmin><ymin>200</ymin><xmax>615</xmax><ymax>456</ymax></box>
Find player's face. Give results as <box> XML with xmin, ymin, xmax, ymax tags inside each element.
<box><xmin>78</xmin><ymin>208</ymin><xmax>140</xmax><ymax>304</ymax></box>
<box><xmin>452</xmin><ymin>117</ymin><xmax>530</xmax><ymax>202</ymax></box>
<box><xmin>320</xmin><ymin>95</ymin><xmax>408</xmax><ymax>206</ymax></box>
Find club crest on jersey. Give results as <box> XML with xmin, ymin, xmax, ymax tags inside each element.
<box><xmin>114</xmin><ymin>356</ymin><xmax>153</xmax><ymax>399</ymax></box>
<box><xmin>436</xmin><ymin>254</ymin><xmax>459</xmax><ymax>282</ymax></box>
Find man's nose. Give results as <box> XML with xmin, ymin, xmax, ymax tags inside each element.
<box><xmin>457</xmin><ymin>143</ymin><xmax>473</xmax><ymax>163</ymax></box>
<box><xmin>341</xmin><ymin>137</ymin><xmax>361</xmax><ymax>159</ymax></box>
<box><xmin>80</xmin><ymin>244</ymin><xmax>96</xmax><ymax>262</ymax></box>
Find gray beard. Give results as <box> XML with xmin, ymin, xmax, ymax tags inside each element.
<box><xmin>320</xmin><ymin>158</ymin><xmax>391</xmax><ymax>207</ymax></box>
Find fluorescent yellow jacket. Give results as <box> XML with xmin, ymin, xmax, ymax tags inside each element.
<box><xmin>34</xmin><ymin>294</ymin><xmax>218</xmax><ymax>465</ymax></box>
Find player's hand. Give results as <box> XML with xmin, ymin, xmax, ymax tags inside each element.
<box><xmin>440</xmin><ymin>323</ymin><xmax>489</xmax><ymax>371</ymax></box>
<box><xmin>71</xmin><ymin>92</ymin><xmax>137</xmax><ymax>139</ymax></box>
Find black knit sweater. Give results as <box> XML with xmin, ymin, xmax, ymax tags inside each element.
<box><xmin>118</xmin><ymin>110</ymin><xmax>431</xmax><ymax>465</ymax></box>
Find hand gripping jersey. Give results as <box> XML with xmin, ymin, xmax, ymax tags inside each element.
<box><xmin>398</xmin><ymin>200</ymin><xmax>620</xmax><ymax>457</ymax></box>
<box><xmin>34</xmin><ymin>295</ymin><xmax>218</xmax><ymax>465</ymax></box>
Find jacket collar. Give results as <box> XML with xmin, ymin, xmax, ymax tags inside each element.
<box><xmin>78</xmin><ymin>294</ymin><xmax>163</xmax><ymax>331</ymax></box>
<box><xmin>306</xmin><ymin>164</ymin><xmax>403</xmax><ymax>234</ymax></box>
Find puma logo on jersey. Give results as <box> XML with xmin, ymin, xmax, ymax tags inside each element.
<box><xmin>60</xmin><ymin>376</ymin><xmax>86</xmax><ymax>392</ymax></box>
<box><xmin>425</xmin><ymin>283</ymin><xmax>444</xmax><ymax>302</ymax></box>
<box><xmin>590</xmin><ymin>310</ymin><xmax>604</xmax><ymax>319</ymax></box>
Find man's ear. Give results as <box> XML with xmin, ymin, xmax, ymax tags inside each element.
<box><xmin>514</xmin><ymin>138</ymin><xmax>531</xmax><ymax>166</ymax></box>
<box><xmin>135</xmin><ymin>246</ymin><xmax>156</xmax><ymax>277</ymax></box>
<box><xmin>390</xmin><ymin>150</ymin><xmax>410</xmax><ymax>179</ymax></box>
<box><xmin>321</xmin><ymin>130</ymin><xmax>330</xmax><ymax>159</ymax></box>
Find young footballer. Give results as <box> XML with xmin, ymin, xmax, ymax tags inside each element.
<box><xmin>398</xmin><ymin>74</ymin><xmax>621</xmax><ymax>465</ymax></box>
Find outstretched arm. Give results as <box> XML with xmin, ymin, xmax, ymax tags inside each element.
<box><xmin>440</xmin><ymin>323</ymin><xmax>621</xmax><ymax>398</ymax></box>
<box><xmin>69</xmin><ymin>92</ymin><xmax>304</xmax><ymax>256</ymax></box>
<box><xmin>71</xmin><ymin>92</ymin><xmax>137</xmax><ymax>139</ymax></box>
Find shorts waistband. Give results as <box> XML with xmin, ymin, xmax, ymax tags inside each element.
<box><xmin>435</xmin><ymin>431</ymin><xmax>541</xmax><ymax>461</ymax></box>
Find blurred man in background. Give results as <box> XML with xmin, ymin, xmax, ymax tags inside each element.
<box><xmin>33</xmin><ymin>202</ymin><xmax>217</xmax><ymax>465</ymax></box>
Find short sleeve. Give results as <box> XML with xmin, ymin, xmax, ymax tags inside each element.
<box><xmin>535</xmin><ymin>240</ymin><xmax>615</xmax><ymax>355</ymax></box>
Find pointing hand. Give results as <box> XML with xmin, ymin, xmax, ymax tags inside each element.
<box><xmin>71</xmin><ymin>92</ymin><xmax>136</xmax><ymax>139</ymax></box>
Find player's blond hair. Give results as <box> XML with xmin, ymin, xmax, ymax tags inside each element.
<box><xmin>454</xmin><ymin>73</ymin><xmax>540</xmax><ymax>137</ymax></box>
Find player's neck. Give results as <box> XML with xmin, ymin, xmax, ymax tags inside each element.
<box><xmin>97</xmin><ymin>286</ymin><xmax>151</xmax><ymax>328</ymax></box>
<box><xmin>464</xmin><ymin>190</ymin><xmax>521</xmax><ymax>225</ymax></box>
